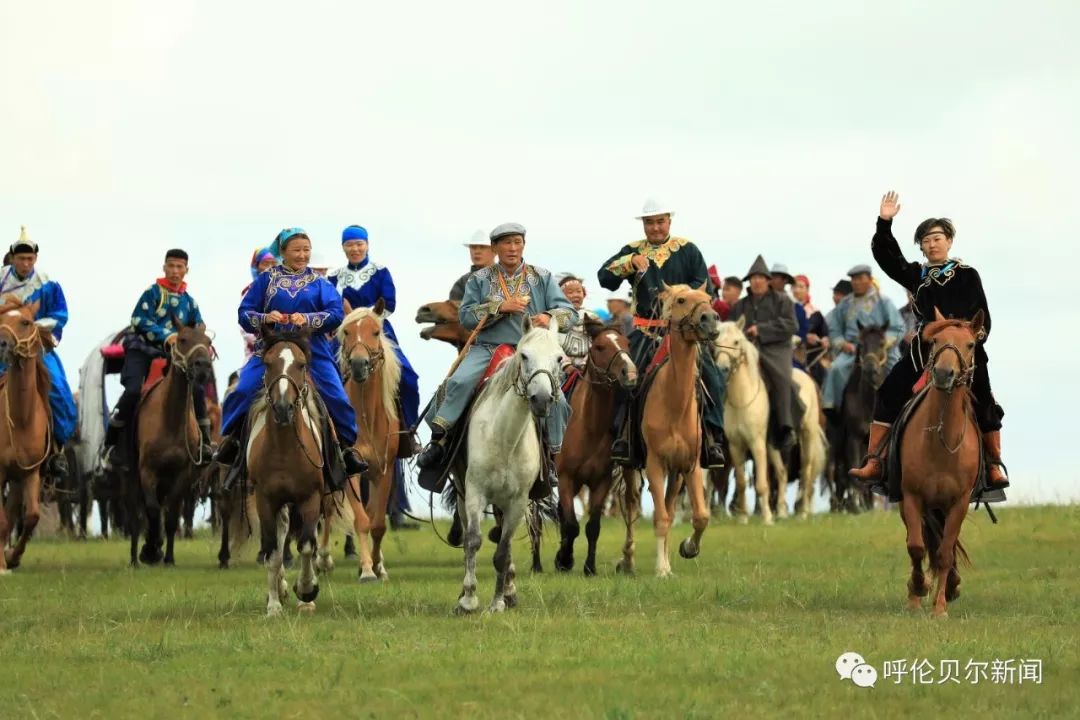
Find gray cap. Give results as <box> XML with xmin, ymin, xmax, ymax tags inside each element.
<box><xmin>770</xmin><ymin>262</ymin><xmax>794</xmax><ymax>282</ymax></box>
<box><xmin>847</xmin><ymin>263</ymin><xmax>873</xmax><ymax>277</ymax></box>
<box><xmin>490</xmin><ymin>222</ymin><xmax>526</xmax><ymax>242</ymax></box>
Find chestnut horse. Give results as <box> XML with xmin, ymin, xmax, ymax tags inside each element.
<box><xmin>416</xmin><ymin>300</ymin><xmax>471</xmax><ymax>349</ymax></box>
<box><xmin>897</xmin><ymin>309</ymin><xmax>984</xmax><ymax>618</ymax></box>
<box><xmin>0</xmin><ymin>301</ymin><xmax>51</xmax><ymax>573</ymax></box>
<box><xmin>554</xmin><ymin>322</ymin><xmax>637</xmax><ymax>575</ymax></box>
<box><xmin>128</xmin><ymin>319</ymin><xmax>214</xmax><ymax>567</ymax></box>
<box><xmin>628</xmin><ymin>283</ymin><xmax>720</xmax><ymax>578</ymax></box>
<box><xmin>320</xmin><ymin>300</ymin><xmax>401</xmax><ymax>582</ymax></box>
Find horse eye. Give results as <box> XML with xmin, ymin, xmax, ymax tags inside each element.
<box><xmin>677</xmin><ymin>297</ymin><xmax>686</xmax><ymax>304</ymax></box>
<box><xmin>967</xmin><ymin>342</ymin><xmax>975</xmax><ymax>349</ymax></box>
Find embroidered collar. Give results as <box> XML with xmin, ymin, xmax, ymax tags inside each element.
<box><xmin>0</xmin><ymin>267</ymin><xmax>46</xmax><ymax>300</ymax></box>
<box><xmin>628</xmin><ymin>236</ymin><xmax>689</xmax><ymax>269</ymax></box>
<box><xmin>347</xmin><ymin>258</ymin><xmax>371</xmax><ymax>271</ymax></box>
<box><xmin>156</xmin><ymin>277</ymin><xmax>188</xmax><ymax>294</ymax></box>
<box><xmin>921</xmin><ymin>259</ymin><xmax>959</xmax><ymax>280</ymax></box>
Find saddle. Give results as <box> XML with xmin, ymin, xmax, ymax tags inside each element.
<box><xmin>883</xmin><ymin>386</ymin><xmax>1005</xmax><ymax>506</ymax></box>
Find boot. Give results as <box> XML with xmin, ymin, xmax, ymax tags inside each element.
<box><xmin>849</xmin><ymin>422</ymin><xmax>891</xmax><ymax>482</ymax></box>
<box><xmin>213</xmin><ymin>430</ymin><xmax>241</xmax><ymax>467</ymax></box>
<box><xmin>102</xmin><ymin>414</ymin><xmax>129</xmax><ymax>471</ymax></box>
<box><xmin>702</xmin><ymin>425</ymin><xmax>726</xmax><ymax>469</ymax></box>
<box><xmin>340</xmin><ymin>443</ymin><xmax>369</xmax><ymax>478</ymax></box>
<box><xmin>983</xmin><ymin>431</ymin><xmax>1010</xmax><ymax>489</ymax></box>
<box><xmin>45</xmin><ymin>449</ymin><xmax>69</xmax><ymax>480</ymax></box>
<box><xmin>416</xmin><ymin>427</ymin><xmax>448</xmax><ymax>470</ymax></box>
<box><xmin>196</xmin><ymin>419</ymin><xmax>214</xmax><ymax>466</ymax></box>
<box><xmin>530</xmin><ymin>449</ymin><xmax>558</xmax><ymax>501</ymax></box>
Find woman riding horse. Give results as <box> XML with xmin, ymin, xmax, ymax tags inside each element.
<box><xmin>216</xmin><ymin>228</ymin><xmax>367</xmax><ymax>483</ymax></box>
<box><xmin>850</xmin><ymin>191</ymin><xmax>1008</xmax><ymax>492</ymax></box>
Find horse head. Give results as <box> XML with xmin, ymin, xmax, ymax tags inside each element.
<box><xmin>170</xmin><ymin>314</ymin><xmax>215</xmax><ymax>386</ymax></box>
<box><xmin>855</xmin><ymin>322</ymin><xmax>891</xmax><ymax>387</ymax></box>
<box><xmin>339</xmin><ymin>300</ymin><xmax>387</xmax><ymax>384</ymax></box>
<box><xmin>416</xmin><ymin>299</ymin><xmax>469</xmax><ymax>347</ymax></box>
<box><xmin>923</xmin><ymin>307</ymin><xmax>982</xmax><ymax>392</ymax></box>
<box><xmin>660</xmin><ymin>282</ymin><xmax>719</xmax><ymax>342</ymax></box>
<box><xmin>262</xmin><ymin>330</ymin><xmax>313</xmax><ymax>426</ymax></box>
<box><xmin>0</xmin><ymin>300</ymin><xmax>42</xmax><ymax>365</ymax></box>
<box><xmin>516</xmin><ymin>315</ymin><xmax>564</xmax><ymax>418</ymax></box>
<box><xmin>712</xmin><ymin>319</ymin><xmax>753</xmax><ymax>377</ymax></box>
<box><xmin>585</xmin><ymin>319</ymin><xmax>637</xmax><ymax>389</ymax></box>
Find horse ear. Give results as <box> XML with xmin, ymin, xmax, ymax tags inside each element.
<box><xmin>694</xmin><ymin>281</ymin><xmax>708</xmax><ymax>294</ymax></box>
<box><xmin>172</xmin><ymin>312</ymin><xmax>183</xmax><ymax>330</ymax></box>
<box><xmin>522</xmin><ymin>314</ymin><xmax>532</xmax><ymax>333</ymax></box>
<box><xmin>373</xmin><ymin>297</ymin><xmax>386</xmax><ymax>316</ymax></box>
<box><xmin>933</xmin><ymin>306</ymin><xmax>946</xmax><ymax>322</ymax></box>
<box><xmin>26</xmin><ymin>300</ymin><xmax>40</xmax><ymax>318</ymax></box>
<box><xmin>584</xmin><ymin>317</ymin><xmax>605</xmax><ymax>339</ymax></box>
<box><xmin>970</xmin><ymin>309</ymin><xmax>985</xmax><ymax>337</ymax></box>
<box><xmin>734</xmin><ymin>315</ymin><xmax>746</xmax><ymax>331</ymax></box>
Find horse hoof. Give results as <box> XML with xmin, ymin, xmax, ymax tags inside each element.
<box><xmin>375</xmin><ymin>566</ymin><xmax>389</xmax><ymax>581</ymax></box>
<box><xmin>0</xmin><ymin>568</ymin><xmax>10</xmax><ymax>576</ymax></box>
<box><xmin>266</xmin><ymin>605</ymin><xmax>283</xmax><ymax>618</ymax></box>
<box><xmin>163</xmin><ymin>558</ymin><xmax>175</xmax><ymax>567</ymax></box>
<box><xmin>554</xmin><ymin>554</ymin><xmax>573</xmax><ymax>572</ymax></box>
<box><xmin>487</xmin><ymin>526</ymin><xmax>502</xmax><ymax>544</ymax></box>
<box><xmin>905</xmin><ymin>598</ymin><xmax>922</xmax><ymax>611</ymax></box>
<box><xmin>583</xmin><ymin>563</ymin><xmax>597</xmax><ymax>577</ymax></box>
<box><xmin>503</xmin><ymin>593</ymin><xmax>518</xmax><ymax>609</ymax></box>
<box><xmin>946</xmin><ymin>588</ymin><xmax>961</xmax><ymax>602</ymax></box>
<box><xmin>358</xmin><ymin>571</ymin><xmax>379</xmax><ymax>584</ymax></box>
<box><xmin>297</xmin><ymin>601</ymin><xmax>316</xmax><ymax>613</ymax></box>
<box><xmin>615</xmin><ymin>561</ymin><xmax>634</xmax><ymax>576</ymax></box>
<box><xmin>282</xmin><ymin>557</ymin><xmax>295</xmax><ymax>570</ymax></box>
<box><xmin>294</xmin><ymin>583</ymin><xmax>320</xmax><ymax>604</ymax></box>
<box><xmin>678</xmin><ymin>539</ymin><xmax>699</xmax><ymax>560</ymax></box>
<box><xmin>455</xmin><ymin>599</ymin><xmax>479</xmax><ymax>615</ymax></box>
<box><xmin>736</xmin><ymin>515</ymin><xmax>749</xmax><ymax>526</ymax></box>
<box><xmin>531</xmin><ymin>564</ymin><xmax>543</xmax><ymax>575</ymax></box>
<box><xmin>762</xmin><ymin>517</ymin><xmax>775</xmax><ymax>527</ymax></box>
<box><xmin>218</xmin><ymin>560</ymin><xmax>230</xmax><ymax>570</ymax></box>
<box><xmin>487</xmin><ymin>600</ymin><xmax>506</xmax><ymax>614</ymax></box>
<box><xmin>655</xmin><ymin>569</ymin><xmax>673</xmax><ymax>579</ymax></box>
<box><xmin>932</xmin><ymin>610</ymin><xmax>949</xmax><ymax>620</ymax></box>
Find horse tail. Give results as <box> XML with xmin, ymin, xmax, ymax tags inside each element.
<box><xmin>922</xmin><ymin>508</ymin><xmax>972</xmax><ymax>573</ymax></box>
<box><xmin>228</xmin><ymin>489</ymin><xmax>257</xmax><ymax>553</ymax></box>
<box><xmin>328</xmin><ymin>484</ymin><xmax>357</xmax><ymax>537</ymax></box>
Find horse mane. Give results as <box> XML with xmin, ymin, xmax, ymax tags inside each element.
<box><xmin>337</xmin><ymin>306</ymin><xmax>403</xmax><ymax>418</ymax></box>
<box><xmin>477</xmin><ymin>326</ymin><xmax>551</xmax><ymax>402</ymax></box>
<box><xmin>921</xmin><ymin>318</ymin><xmax>972</xmax><ymax>342</ymax></box>
<box><xmin>263</xmin><ymin>330</ymin><xmax>312</xmax><ymax>360</ymax></box>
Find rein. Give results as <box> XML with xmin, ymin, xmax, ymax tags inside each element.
<box><xmin>168</xmin><ymin>339</ymin><xmax>215</xmax><ymax>466</ymax></box>
<box><xmin>0</xmin><ymin>325</ymin><xmax>50</xmax><ymax>470</ymax></box>
<box><xmin>716</xmin><ymin>342</ymin><xmax>765</xmax><ymax>410</ymax></box>
<box><xmin>923</xmin><ymin>342</ymin><xmax>977</xmax><ymax>454</ymax></box>
<box><xmin>673</xmin><ymin>300</ymin><xmax>712</xmax><ymax>341</ymax></box>
<box><xmin>262</xmin><ymin>366</ymin><xmax>325</xmax><ymax>470</ymax></box>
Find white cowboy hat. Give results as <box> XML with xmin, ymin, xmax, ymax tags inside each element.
<box><xmin>461</xmin><ymin>228</ymin><xmax>488</xmax><ymax>247</ymax></box>
<box><xmin>635</xmin><ymin>197</ymin><xmax>675</xmax><ymax>219</ymax></box>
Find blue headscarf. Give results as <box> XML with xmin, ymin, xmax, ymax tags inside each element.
<box><xmin>249</xmin><ymin>246</ymin><xmax>277</xmax><ymax>281</ymax></box>
<box><xmin>342</xmin><ymin>225</ymin><xmax>368</xmax><ymax>243</ymax></box>
<box><xmin>269</xmin><ymin>227</ymin><xmax>308</xmax><ymax>259</ymax></box>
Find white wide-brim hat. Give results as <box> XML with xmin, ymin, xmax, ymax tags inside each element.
<box><xmin>461</xmin><ymin>228</ymin><xmax>489</xmax><ymax>247</ymax></box>
<box><xmin>635</xmin><ymin>197</ymin><xmax>675</xmax><ymax>219</ymax></box>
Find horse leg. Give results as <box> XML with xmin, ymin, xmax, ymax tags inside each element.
<box><xmin>163</xmin><ymin>489</ymin><xmax>181</xmax><ymax>566</ymax></box>
<box><xmin>346</xmin><ymin>476</ymin><xmax>376</xmax><ymax>583</ymax></box>
<box><xmin>645</xmin><ymin>457</ymin><xmax>672</xmax><ymax>578</ymax></box>
<box><xmin>258</xmin><ymin>494</ymin><xmax>285</xmax><ymax>617</ymax></box>
<box><xmin>729</xmin><ymin>445</ymin><xmax>750</xmax><ymax>524</ymax></box>
<box><xmin>616</xmin><ymin>468</ymin><xmax>640</xmax><ymax>575</ymax></box>
<box><xmin>768</xmin><ymin>448</ymin><xmax>790</xmax><ymax>520</ymax></box>
<box><xmin>901</xmin><ymin>493</ymin><xmax>928</xmax><ymax>610</ymax></box>
<box><xmin>0</xmin><ymin>477</ymin><xmax>9</xmax><ymax>574</ymax></box>
<box><xmin>316</xmin><ymin>498</ymin><xmax>335</xmax><ymax>575</ymax></box>
<box><xmin>456</xmin><ymin>490</ymin><xmax>484</xmax><ymax>615</ymax></box>
<box><xmin>554</xmin><ymin>470</ymin><xmax>580</xmax><ymax>573</ymax></box>
<box><xmin>491</xmin><ymin>500</ymin><xmax>525</xmax><ymax>613</ymax></box>
<box><xmin>293</xmin><ymin>495</ymin><xmax>321</xmax><ymax>611</ymax></box>
<box><xmin>932</xmin><ymin>501</ymin><xmax>968</xmax><ymax>619</ymax></box>
<box><xmin>528</xmin><ymin>504</ymin><xmax>543</xmax><ymax>574</ymax></box>
<box><xmin>217</xmin><ymin>491</ymin><xmax>231</xmax><ymax>570</ymax></box>
<box><xmin>679</xmin><ymin>466</ymin><xmax>710</xmax><ymax>560</ymax></box>
<box><xmin>583</xmin><ymin>475</ymin><xmax>611</xmax><ymax>576</ymax></box>
<box><xmin>126</xmin><ymin>476</ymin><xmax>141</xmax><ymax>567</ymax></box>
<box><xmin>369</xmin><ymin>465</ymin><xmax>392</xmax><ymax>581</ymax></box>
<box><xmin>750</xmin><ymin>440</ymin><xmax>773</xmax><ymax>526</ymax></box>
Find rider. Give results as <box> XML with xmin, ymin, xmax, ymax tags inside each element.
<box><xmin>850</xmin><ymin>191</ymin><xmax>1008</xmax><ymax>491</ymax></box>
<box><xmin>556</xmin><ymin>274</ymin><xmax>598</xmax><ymax>373</ymax></box>
<box><xmin>597</xmin><ymin>199</ymin><xmax>726</xmax><ymax>468</ymax></box>
<box><xmin>103</xmin><ymin>248</ymin><xmax>212</xmax><ymax>469</ymax></box>
<box><xmin>416</xmin><ymin>222</ymin><xmax>577</xmax><ymax>490</ymax></box>
<box><xmin>821</xmin><ymin>264</ymin><xmax>904</xmax><ymax>420</ymax></box>
<box><xmin>0</xmin><ymin>226</ymin><xmax>77</xmax><ymax>479</ymax></box>
<box><xmin>214</xmin><ymin>228</ymin><xmax>367</xmax><ymax>485</ymax></box>
<box><xmin>449</xmin><ymin>229</ymin><xmax>496</xmax><ymax>302</ymax></box>
<box><xmin>729</xmin><ymin>255</ymin><xmax>802</xmax><ymax>451</ymax></box>
<box><xmin>242</xmin><ymin>247</ymin><xmax>278</xmax><ymax>360</ymax></box>
<box><xmin>328</xmin><ymin>224</ymin><xmax>421</xmax><ymax>453</ymax></box>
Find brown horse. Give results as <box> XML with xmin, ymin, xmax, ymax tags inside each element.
<box><xmin>128</xmin><ymin>319</ymin><xmax>214</xmax><ymax>566</ymax></box>
<box><xmin>554</xmin><ymin>322</ymin><xmax>637</xmax><ymax>575</ymax></box>
<box><xmin>0</xmin><ymin>301</ymin><xmax>51</xmax><ymax>573</ymax></box>
<box><xmin>897</xmin><ymin>308</ymin><xmax>983</xmax><ymax>618</ymax></box>
<box><xmin>416</xmin><ymin>300</ymin><xmax>470</xmax><ymax>349</ymax></box>
<box><xmin>322</xmin><ymin>299</ymin><xmax>401</xmax><ymax>582</ymax></box>
<box><xmin>632</xmin><ymin>283</ymin><xmax>720</xmax><ymax>577</ymax></box>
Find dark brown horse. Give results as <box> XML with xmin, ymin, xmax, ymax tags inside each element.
<box><xmin>897</xmin><ymin>309</ymin><xmax>983</xmax><ymax>618</ymax></box>
<box><xmin>554</xmin><ymin>322</ymin><xmax>637</xmax><ymax>575</ymax></box>
<box><xmin>128</xmin><ymin>319</ymin><xmax>214</xmax><ymax>566</ymax></box>
<box><xmin>0</xmin><ymin>301</ymin><xmax>51</xmax><ymax>573</ymax></box>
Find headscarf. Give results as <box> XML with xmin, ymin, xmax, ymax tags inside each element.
<box><xmin>794</xmin><ymin>274</ymin><xmax>819</xmax><ymax>316</ymax></box>
<box><xmin>249</xmin><ymin>246</ymin><xmax>277</xmax><ymax>281</ymax></box>
<box><xmin>268</xmin><ymin>227</ymin><xmax>308</xmax><ymax>259</ymax></box>
<box><xmin>342</xmin><ymin>225</ymin><xmax>368</xmax><ymax>243</ymax></box>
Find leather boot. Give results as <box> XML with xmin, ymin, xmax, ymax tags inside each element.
<box><xmin>702</xmin><ymin>425</ymin><xmax>726</xmax><ymax>469</ymax></box>
<box><xmin>983</xmin><ymin>431</ymin><xmax>1010</xmax><ymax>489</ymax></box>
<box><xmin>849</xmin><ymin>422</ymin><xmax>890</xmax><ymax>481</ymax></box>
<box><xmin>196</xmin><ymin>419</ymin><xmax>214</xmax><ymax>466</ymax></box>
<box><xmin>530</xmin><ymin>449</ymin><xmax>558</xmax><ymax>501</ymax></box>
<box><xmin>341</xmin><ymin>443</ymin><xmax>369</xmax><ymax>478</ymax></box>
<box><xmin>417</xmin><ymin>427</ymin><xmax>448</xmax><ymax>470</ymax></box>
<box><xmin>45</xmin><ymin>449</ymin><xmax>69</xmax><ymax>480</ymax></box>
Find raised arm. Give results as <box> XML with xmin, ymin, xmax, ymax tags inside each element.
<box><xmin>871</xmin><ymin>191</ymin><xmax>922</xmax><ymax>291</ymax></box>
<box><xmin>597</xmin><ymin>243</ymin><xmax>639</xmax><ymax>291</ymax></box>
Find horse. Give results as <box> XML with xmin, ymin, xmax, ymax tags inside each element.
<box><xmin>765</xmin><ymin>368</ymin><xmax>828</xmax><ymax>520</ymax></box>
<box><xmin>832</xmin><ymin>324</ymin><xmax>891</xmax><ymax>513</ymax></box>
<box><xmin>229</xmin><ymin>331</ymin><xmax>360</xmax><ymax>616</ymax></box>
<box><xmin>627</xmin><ymin>283</ymin><xmax>719</xmax><ymax>578</ymax></box>
<box><xmin>712</xmin><ymin>318</ymin><xmax>773</xmax><ymax>525</ymax></box>
<box><xmin>321</xmin><ymin>299</ymin><xmax>402</xmax><ymax>582</ymax></box>
<box><xmin>456</xmin><ymin>316</ymin><xmax>564</xmax><ymax>614</ymax></box>
<box><xmin>416</xmin><ymin>300</ymin><xmax>470</xmax><ymax>349</ymax></box>
<box><xmin>554</xmin><ymin>322</ymin><xmax>638</xmax><ymax>575</ymax></box>
<box><xmin>0</xmin><ymin>301</ymin><xmax>51</xmax><ymax>573</ymax></box>
<box><xmin>126</xmin><ymin>319</ymin><xmax>214</xmax><ymax>567</ymax></box>
<box><xmin>896</xmin><ymin>309</ymin><xmax>983</xmax><ymax>618</ymax></box>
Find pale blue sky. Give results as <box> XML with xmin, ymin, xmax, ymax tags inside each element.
<box><xmin>2</xmin><ymin>1</ymin><xmax>1077</xmax><ymax>505</ymax></box>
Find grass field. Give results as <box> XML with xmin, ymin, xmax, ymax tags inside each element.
<box><xmin>1</xmin><ymin>504</ymin><xmax>1077</xmax><ymax>719</ymax></box>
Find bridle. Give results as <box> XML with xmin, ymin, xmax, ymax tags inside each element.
<box><xmin>511</xmin><ymin>354</ymin><xmax>560</xmax><ymax>404</ymax></box>
<box><xmin>262</xmin><ymin>346</ymin><xmax>323</xmax><ymax>469</ymax></box>
<box><xmin>584</xmin><ymin>339</ymin><xmax>633</xmax><ymax>387</ymax></box>
<box><xmin>0</xmin><ymin>322</ymin><xmax>42</xmax><ymax>363</ymax></box>
<box><xmin>673</xmin><ymin>299</ymin><xmax>714</xmax><ymax>341</ymax></box>
<box><xmin>715</xmin><ymin>339</ymin><xmax>765</xmax><ymax>409</ymax></box>
<box><xmin>923</xmin><ymin>333</ymin><xmax>977</xmax><ymax>454</ymax></box>
<box><xmin>168</xmin><ymin>335</ymin><xmax>215</xmax><ymax>466</ymax></box>
<box><xmin>340</xmin><ymin>334</ymin><xmax>386</xmax><ymax>379</ymax></box>
<box><xmin>0</xmin><ymin>320</ymin><xmax>50</xmax><ymax>470</ymax></box>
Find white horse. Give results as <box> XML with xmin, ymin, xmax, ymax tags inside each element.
<box><xmin>767</xmin><ymin>368</ymin><xmax>828</xmax><ymax>520</ymax></box>
<box><xmin>712</xmin><ymin>319</ymin><xmax>773</xmax><ymax>525</ymax></box>
<box><xmin>456</xmin><ymin>317</ymin><xmax>564</xmax><ymax>614</ymax></box>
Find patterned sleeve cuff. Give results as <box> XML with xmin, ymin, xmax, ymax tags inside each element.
<box><xmin>605</xmin><ymin>253</ymin><xmax>636</xmax><ymax>278</ymax></box>
<box><xmin>549</xmin><ymin>308</ymin><xmax>573</xmax><ymax>332</ymax></box>
<box><xmin>243</xmin><ymin>312</ymin><xmax>264</xmax><ymax>330</ymax></box>
<box><xmin>305</xmin><ymin>312</ymin><xmax>330</xmax><ymax>330</ymax></box>
<box><xmin>472</xmin><ymin>300</ymin><xmax>504</xmax><ymax>324</ymax></box>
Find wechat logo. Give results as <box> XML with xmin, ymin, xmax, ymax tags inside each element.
<box><xmin>836</xmin><ymin>651</ymin><xmax>877</xmax><ymax>689</ymax></box>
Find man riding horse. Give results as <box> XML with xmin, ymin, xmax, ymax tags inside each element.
<box><xmin>0</xmin><ymin>226</ymin><xmax>77</xmax><ymax>479</ymax></box>
<box><xmin>597</xmin><ymin>199</ymin><xmax>726</xmax><ymax>468</ymax></box>
<box><xmin>103</xmin><ymin>248</ymin><xmax>213</xmax><ymax>470</ymax></box>
<box><xmin>416</xmin><ymin>222</ymin><xmax>577</xmax><ymax>493</ymax></box>
<box><xmin>850</xmin><ymin>191</ymin><xmax>1009</xmax><ymax>493</ymax></box>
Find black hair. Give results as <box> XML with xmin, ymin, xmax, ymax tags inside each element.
<box><xmin>165</xmin><ymin>249</ymin><xmax>190</xmax><ymax>263</ymax></box>
<box><xmin>723</xmin><ymin>276</ymin><xmax>742</xmax><ymax>289</ymax></box>
<box><xmin>914</xmin><ymin>218</ymin><xmax>955</xmax><ymax>245</ymax></box>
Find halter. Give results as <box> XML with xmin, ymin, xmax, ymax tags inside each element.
<box><xmin>0</xmin><ymin>322</ymin><xmax>42</xmax><ymax>362</ymax></box>
<box><xmin>923</xmin><ymin>338</ymin><xmax>977</xmax><ymax>454</ymax></box>
<box><xmin>673</xmin><ymin>300</ymin><xmax>713</xmax><ymax>341</ymax></box>
<box><xmin>715</xmin><ymin>341</ymin><xmax>765</xmax><ymax>410</ymax></box>
<box><xmin>167</xmin><ymin>336</ymin><xmax>215</xmax><ymax>466</ymax></box>
<box><xmin>340</xmin><ymin>336</ymin><xmax>385</xmax><ymax>378</ymax></box>
<box><xmin>0</xmin><ymin>322</ymin><xmax>50</xmax><ymax>470</ymax></box>
<box><xmin>583</xmin><ymin>341</ymin><xmax>633</xmax><ymax>387</ymax></box>
<box><xmin>262</xmin><ymin>352</ymin><xmax>324</xmax><ymax>469</ymax></box>
<box><xmin>513</xmin><ymin>365</ymin><xmax>560</xmax><ymax>401</ymax></box>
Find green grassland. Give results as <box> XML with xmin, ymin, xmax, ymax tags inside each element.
<box><xmin>1</xmin><ymin>505</ymin><xmax>1077</xmax><ymax>719</ymax></box>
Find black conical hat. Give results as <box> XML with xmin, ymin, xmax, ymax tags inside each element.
<box><xmin>743</xmin><ymin>254</ymin><xmax>770</xmax><ymax>281</ymax></box>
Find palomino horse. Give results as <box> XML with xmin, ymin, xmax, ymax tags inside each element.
<box><xmin>554</xmin><ymin>322</ymin><xmax>637</xmax><ymax>575</ymax></box>
<box><xmin>321</xmin><ymin>300</ymin><xmax>402</xmax><ymax>582</ymax></box>
<box><xmin>127</xmin><ymin>319</ymin><xmax>214</xmax><ymax>567</ymax></box>
<box><xmin>633</xmin><ymin>283</ymin><xmax>719</xmax><ymax>577</ymax></box>
<box><xmin>456</xmin><ymin>317</ymin><xmax>564</xmax><ymax>614</ymax></box>
<box><xmin>232</xmin><ymin>332</ymin><xmax>362</xmax><ymax>616</ymax></box>
<box><xmin>712</xmin><ymin>319</ymin><xmax>773</xmax><ymax>525</ymax></box>
<box><xmin>416</xmin><ymin>300</ymin><xmax>471</xmax><ymax>349</ymax></box>
<box><xmin>832</xmin><ymin>324</ymin><xmax>890</xmax><ymax>513</ymax></box>
<box><xmin>765</xmin><ymin>368</ymin><xmax>827</xmax><ymax>520</ymax></box>
<box><xmin>0</xmin><ymin>301</ymin><xmax>51</xmax><ymax>573</ymax></box>
<box><xmin>897</xmin><ymin>309</ymin><xmax>983</xmax><ymax>618</ymax></box>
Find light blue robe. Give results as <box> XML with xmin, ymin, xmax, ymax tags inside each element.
<box><xmin>822</xmin><ymin>288</ymin><xmax>904</xmax><ymax>409</ymax></box>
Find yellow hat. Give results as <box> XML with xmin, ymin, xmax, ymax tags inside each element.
<box><xmin>11</xmin><ymin>225</ymin><xmax>39</xmax><ymax>254</ymax></box>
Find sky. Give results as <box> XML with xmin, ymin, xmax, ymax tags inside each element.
<box><xmin>2</xmin><ymin>0</ymin><xmax>1078</xmax><ymax>507</ymax></box>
